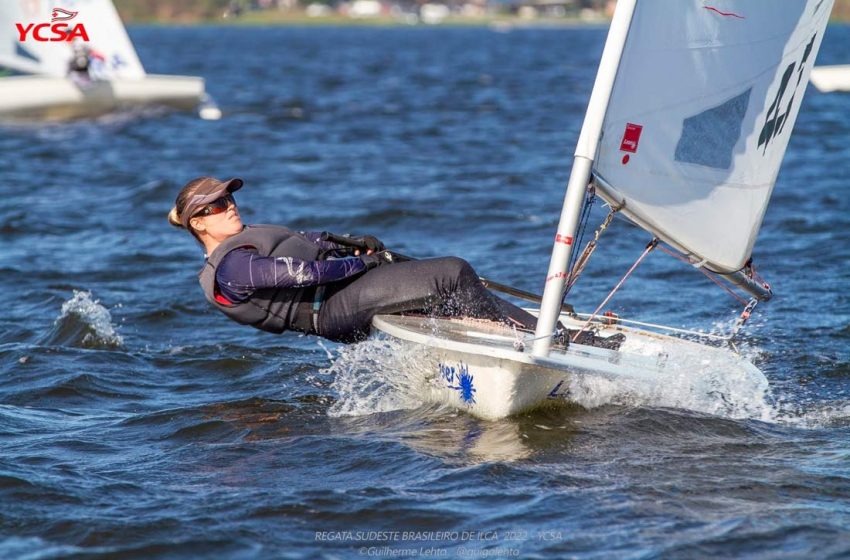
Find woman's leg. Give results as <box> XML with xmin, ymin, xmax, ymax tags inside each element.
<box><xmin>317</xmin><ymin>256</ymin><xmax>537</xmax><ymax>342</ymax></box>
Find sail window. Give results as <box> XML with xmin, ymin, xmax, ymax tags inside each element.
<box><xmin>14</xmin><ymin>43</ymin><xmax>38</xmax><ymax>63</ymax></box>
<box><xmin>674</xmin><ymin>88</ymin><xmax>751</xmax><ymax>170</ymax></box>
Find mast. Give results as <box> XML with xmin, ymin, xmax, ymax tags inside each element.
<box><xmin>532</xmin><ymin>0</ymin><xmax>637</xmax><ymax>357</ymax></box>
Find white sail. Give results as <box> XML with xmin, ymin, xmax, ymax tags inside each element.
<box><xmin>0</xmin><ymin>1</ymin><xmax>35</xmax><ymax>74</ymax></box>
<box><xmin>0</xmin><ymin>0</ymin><xmax>145</xmax><ymax>78</ymax></box>
<box><xmin>588</xmin><ymin>0</ymin><xmax>832</xmax><ymax>273</ymax></box>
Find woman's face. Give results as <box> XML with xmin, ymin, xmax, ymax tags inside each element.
<box><xmin>189</xmin><ymin>194</ymin><xmax>243</xmax><ymax>241</ymax></box>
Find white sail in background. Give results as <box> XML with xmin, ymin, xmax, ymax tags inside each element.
<box><xmin>0</xmin><ymin>1</ymin><xmax>39</xmax><ymax>74</ymax></box>
<box><xmin>588</xmin><ymin>0</ymin><xmax>833</xmax><ymax>273</ymax></box>
<box><xmin>0</xmin><ymin>0</ymin><xmax>145</xmax><ymax>79</ymax></box>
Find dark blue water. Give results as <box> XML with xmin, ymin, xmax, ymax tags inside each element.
<box><xmin>1</xmin><ymin>25</ymin><xmax>849</xmax><ymax>559</ymax></box>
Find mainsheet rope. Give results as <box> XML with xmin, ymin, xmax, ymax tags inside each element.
<box><xmin>654</xmin><ymin>244</ymin><xmax>760</xmax><ymax>343</ymax></box>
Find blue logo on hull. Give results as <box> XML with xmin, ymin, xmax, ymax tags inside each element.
<box><xmin>438</xmin><ymin>362</ymin><xmax>476</xmax><ymax>405</ymax></box>
<box><xmin>547</xmin><ymin>379</ymin><xmax>571</xmax><ymax>399</ymax></box>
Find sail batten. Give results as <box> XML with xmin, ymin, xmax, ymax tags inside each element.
<box><xmin>592</xmin><ymin>0</ymin><xmax>833</xmax><ymax>273</ymax></box>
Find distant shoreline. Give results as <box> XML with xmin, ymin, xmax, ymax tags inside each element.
<box><xmin>125</xmin><ymin>14</ymin><xmax>850</xmax><ymax>27</ymax></box>
<box><xmin>122</xmin><ymin>13</ymin><xmax>612</xmax><ymax>27</ymax></box>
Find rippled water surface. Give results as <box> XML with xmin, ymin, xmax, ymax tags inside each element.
<box><xmin>1</xmin><ymin>25</ymin><xmax>850</xmax><ymax>559</ymax></box>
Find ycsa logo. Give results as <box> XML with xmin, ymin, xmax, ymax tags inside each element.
<box><xmin>16</xmin><ymin>7</ymin><xmax>90</xmax><ymax>42</ymax></box>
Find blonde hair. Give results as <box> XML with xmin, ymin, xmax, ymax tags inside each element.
<box><xmin>167</xmin><ymin>206</ymin><xmax>183</xmax><ymax>229</ymax></box>
<box><xmin>168</xmin><ymin>177</ymin><xmax>212</xmax><ymax>241</ymax></box>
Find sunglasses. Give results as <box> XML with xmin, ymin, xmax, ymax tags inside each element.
<box><xmin>193</xmin><ymin>194</ymin><xmax>235</xmax><ymax>218</ymax></box>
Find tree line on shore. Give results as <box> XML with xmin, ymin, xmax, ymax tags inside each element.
<box><xmin>113</xmin><ymin>0</ymin><xmax>850</xmax><ymax>22</ymax></box>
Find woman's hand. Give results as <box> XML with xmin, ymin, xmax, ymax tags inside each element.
<box><xmin>360</xmin><ymin>251</ymin><xmax>392</xmax><ymax>270</ymax></box>
<box><xmin>320</xmin><ymin>232</ymin><xmax>385</xmax><ymax>256</ymax></box>
<box><xmin>349</xmin><ymin>235</ymin><xmax>385</xmax><ymax>253</ymax></box>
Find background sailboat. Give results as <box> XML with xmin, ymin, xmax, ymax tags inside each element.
<box><xmin>0</xmin><ymin>0</ymin><xmax>220</xmax><ymax>120</ymax></box>
<box><xmin>373</xmin><ymin>0</ymin><xmax>834</xmax><ymax>419</ymax></box>
<box><xmin>811</xmin><ymin>65</ymin><xmax>850</xmax><ymax>92</ymax></box>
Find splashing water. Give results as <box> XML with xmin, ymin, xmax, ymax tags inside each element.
<box><xmin>322</xmin><ymin>310</ymin><xmax>839</xmax><ymax>427</ymax></box>
<box><xmin>326</xmin><ymin>322</ymin><xmax>780</xmax><ymax>423</ymax></box>
<box><xmin>44</xmin><ymin>291</ymin><xmax>124</xmax><ymax>349</ymax></box>
<box><xmin>773</xmin><ymin>401</ymin><xmax>850</xmax><ymax>429</ymax></box>
<box><xmin>566</xmin><ymin>335</ymin><xmax>774</xmax><ymax>421</ymax></box>
<box><xmin>325</xmin><ymin>337</ymin><xmax>432</xmax><ymax>417</ymax></box>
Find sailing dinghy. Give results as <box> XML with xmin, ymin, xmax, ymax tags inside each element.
<box><xmin>371</xmin><ymin>0</ymin><xmax>834</xmax><ymax>420</ymax></box>
<box><xmin>810</xmin><ymin>65</ymin><xmax>850</xmax><ymax>92</ymax></box>
<box><xmin>0</xmin><ymin>0</ymin><xmax>220</xmax><ymax>121</ymax></box>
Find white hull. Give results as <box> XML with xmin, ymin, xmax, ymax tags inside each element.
<box><xmin>0</xmin><ymin>74</ymin><xmax>206</xmax><ymax>120</ymax></box>
<box><xmin>372</xmin><ymin>313</ymin><xmax>761</xmax><ymax>420</ymax></box>
<box><xmin>810</xmin><ymin>65</ymin><xmax>850</xmax><ymax>93</ymax></box>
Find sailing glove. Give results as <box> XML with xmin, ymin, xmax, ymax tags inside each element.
<box><xmin>350</xmin><ymin>235</ymin><xmax>385</xmax><ymax>252</ymax></box>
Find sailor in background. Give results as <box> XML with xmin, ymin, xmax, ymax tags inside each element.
<box><xmin>67</xmin><ymin>42</ymin><xmax>91</xmax><ymax>85</ymax></box>
<box><xmin>168</xmin><ymin>177</ymin><xmax>539</xmax><ymax>343</ymax></box>
<box><xmin>67</xmin><ymin>42</ymin><xmax>108</xmax><ymax>85</ymax></box>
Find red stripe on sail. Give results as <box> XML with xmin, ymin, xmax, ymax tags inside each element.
<box><xmin>704</xmin><ymin>6</ymin><xmax>745</xmax><ymax>19</ymax></box>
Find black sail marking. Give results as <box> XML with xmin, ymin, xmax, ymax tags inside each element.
<box><xmin>758</xmin><ymin>63</ymin><xmax>795</xmax><ymax>152</ymax></box>
<box><xmin>796</xmin><ymin>33</ymin><xmax>816</xmax><ymax>87</ymax></box>
<box><xmin>758</xmin><ymin>33</ymin><xmax>817</xmax><ymax>154</ymax></box>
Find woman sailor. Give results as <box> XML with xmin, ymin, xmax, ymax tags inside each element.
<box><xmin>168</xmin><ymin>176</ymin><xmax>539</xmax><ymax>343</ymax></box>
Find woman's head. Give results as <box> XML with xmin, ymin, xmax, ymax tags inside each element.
<box><xmin>168</xmin><ymin>176</ymin><xmax>245</xmax><ymax>246</ymax></box>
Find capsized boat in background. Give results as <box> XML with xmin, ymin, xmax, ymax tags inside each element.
<box><xmin>371</xmin><ymin>0</ymin><xmax>834</xmax><ymax>420</ymax></box>
<box><xmin>0</xmin><ymin>0</ymin><xmax>221</xmax><ymax>121</ymax></box>
<box><xmin>810</xmin><ymin>64</ymin><xmax>850</xmax><ymax>92</ymax></box>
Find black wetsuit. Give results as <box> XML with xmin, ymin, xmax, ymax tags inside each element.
<box><xmin>201</xmin><ymin>225</ymin><xmax>537</xmax><ymax>343</ymax></box>
<box><xmin>315</xmin><ymin>255</ymin><xmax>537</xmax><ymax>343</ymax></box>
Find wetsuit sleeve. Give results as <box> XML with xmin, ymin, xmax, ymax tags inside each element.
<box><xmin>216</xmin><ymin>247</ymin><xmax>366</xmax><ymax>303</ymax></box>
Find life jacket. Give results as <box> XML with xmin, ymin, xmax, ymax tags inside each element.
<box><xmin>198</xmin><ymin>225</ymin><xmax>323</xmax><ymax>334</ymax></box>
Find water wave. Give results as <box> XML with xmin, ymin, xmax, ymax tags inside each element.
<box><xmin>42</xmin><ymin>291</ymin><xmax>124</xmax><ymax>349</ymax></box>
<box><xmin>771</xmin><ymin>400</ymin><xmax>850</xmax><ymax>429</ymax></box>
<box><xmin>0</xmin><ymin>537</ymin><xmax>83</xmax><ymax>560</ymax></box>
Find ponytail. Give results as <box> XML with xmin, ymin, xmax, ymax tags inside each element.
<box><xmin>167</xmin><ymin>206</ymin><xmax>184</xmax><ymax>229</ymax></box>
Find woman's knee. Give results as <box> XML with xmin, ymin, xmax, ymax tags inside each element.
<box><xmin>434</xmin><ymin>256</ymin><xmax>475</xmax><ymax>278</ymax></box>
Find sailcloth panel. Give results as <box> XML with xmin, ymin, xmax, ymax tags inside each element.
<box><xmin>0</xmin><ymin>1</ymin><xmax>41</xmax><ymax>74</ymax></box>
<box><xmin>0</xmin><ymin>0</ymin><xmax>144</xmax><ymax>78</ymax></box>
<box><xmin>590</xmin><ymin>0</ymin><xmax>832</xmax><ymax>272</ymax></box>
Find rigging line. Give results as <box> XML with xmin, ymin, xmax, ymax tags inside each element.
<box><xmin>523</xmin><ymin>328</ymin><xmax>567</xmax><ymax>344</ymax></box>
<box><xmin>703</xmin><ymin>255</ymin><xmax>768</xmax><ymax>292</ymax></box>
<box><xmin>566</xmin><ymin>204</ymin><xmax>620</xmax><ymax>292</ymax></box>
<box><xmin>571</xmin><ymin>313</ymin><xmax>730</xmax><ymax>341</ymax></box>
<box><xmin>563</xmin><ymin>185</ymin><xmax>596</xmax><ymax>300</ymax></box>
<box><xmin>729</xmin><ymin>297</ymin><xmax>759</xmax><ymax>340</ymax></box>
<box><xmin>569</xmin><ymin>187</ymin><xmax>596</xmax><ymax>274</ymax></box>
<box><xmin>657</xmin><ymin>245</ymin><xmax>749</xmax><ymax>305</ymax></box>
<box><xmin>572</xmin><ymin>238</ymin><xmax>658</xmax><ymax>342</ymax></box>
